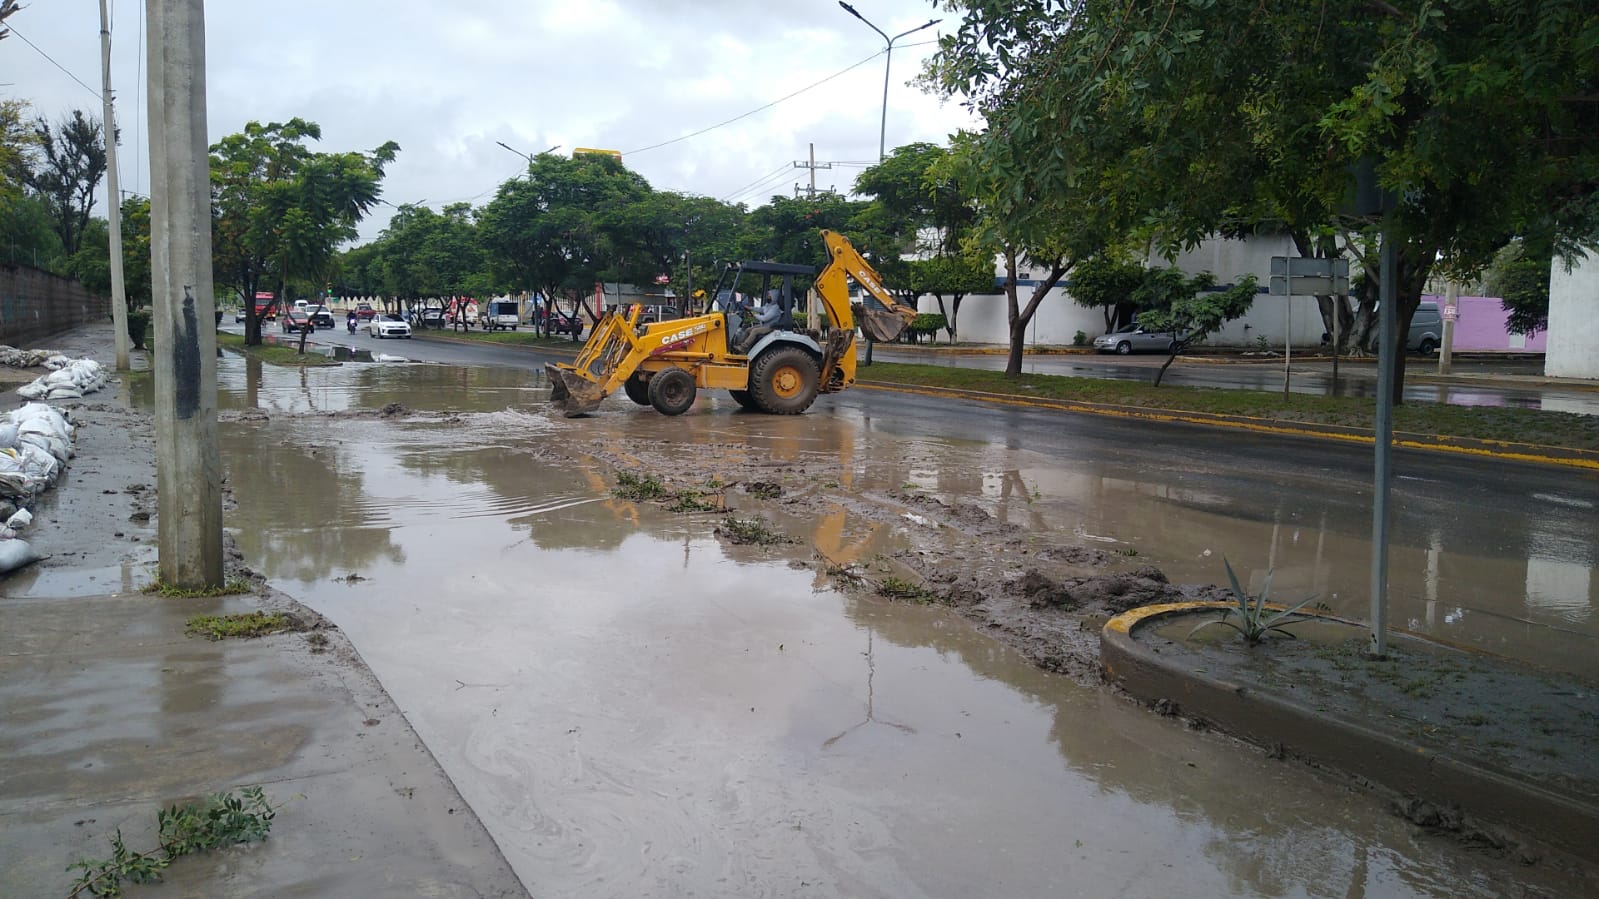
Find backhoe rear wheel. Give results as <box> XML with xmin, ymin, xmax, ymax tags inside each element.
<box><xmin>623</xmin><ymin>373</ymin><xmax>651</xmax><ymax>406</ymax></box>
<box><xmin>647</xmin><ymin>367</ymin><xmax>697</xmax><ymax>416</ymax></box>
<box><xmin>750</xmin><ymin>346</ymin><xmax>819</xmax><ymax>415</ymax></box>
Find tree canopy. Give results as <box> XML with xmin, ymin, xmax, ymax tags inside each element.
<box><xmin>210</xmin><ymin>118</ymin><xmax>397</xmax><ymax>343</ymax></box>
<box><xmin>928</xmin><ymin>0</ymin><xmax>1599</xmax><ymax>397</ymax></box>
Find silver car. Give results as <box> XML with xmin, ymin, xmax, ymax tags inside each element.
<box><xmin>1093</xmin><ymin>324</ymin><xmax>1178</xmax><ymax>355</ymax></box>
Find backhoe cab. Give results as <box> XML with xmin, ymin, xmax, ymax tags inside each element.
<box><xmin>546</xmin><ymin>230</ymin><xmax>915</xmax><ymax>417</ymax></box>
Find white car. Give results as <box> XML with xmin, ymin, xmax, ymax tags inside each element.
<box><xmin>368</xmin><ymin>314</ymin><xmax>413</xmax><ymax>339</ymax></box>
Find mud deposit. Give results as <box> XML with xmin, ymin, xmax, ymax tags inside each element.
<box><xmin>563</xmin><ymin>432</ymin><xmax>1228</xmax><ymax>685</ymax></box>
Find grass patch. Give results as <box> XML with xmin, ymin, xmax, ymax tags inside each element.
<box><xmin>667</xmin><ymin>491</ymin><xmax>722</xmax><ymax>513</ymax></box>
<box><xmin>715</xmin><ymin>517</ymin><xmax>792</xmax><ymax>546</ymax></box>
<box><xmin>416</xmin><ymin>328</ymin><xmax>585</xmax><ymax>348</ymax></box>
<box><xmin>864</xmin><ymin>362</ymin><xmax>1599</xmax><ymax>452</ymax></box>
<box><xmin>185</xmin><ymin>611</ymin><xmax>290</xmax><ymax>640</ymax></box>
<box><xmin>216</xmin><ymin>332</ymin><xmax>338</xmax><ymax>366</ymax></box>
<box><xmin>144</xmin><ymin>575</ymin><xmax>253</xmax><ymax>598</ymax></box>
<box><xmin>613</xmin><ymin>472</ymin><xmax>670</xmax><ymax>501</ymax></box>
<box><xmin>875</xmin><ymin>576</ymin><xmax>935</xmax><ymax>602</ymax></box>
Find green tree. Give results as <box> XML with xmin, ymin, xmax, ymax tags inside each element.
<box><xmin>0</xmin><ymin>98</ymin><xmax>31</xmax><ymax>205</ymax></box>
<box><xmin>602</xmin><ymin>191</ymin><xmax>747</xmax><ymax>312</ymax></box>
<box><xmin>119</xmin><ymin>196</ymin><xmax>152</xmax><ymax>309</ymax></box>
<box><xmin>929</xmin><ymin>0</ymin><xmax>1599</xmax><ymax>402</ymax></box>
<box><xmin>19</xmin><ymin>109</ymin><xmax>106</xmax><ymax>256</ymax></box>
<box><xmin>210</xmin><ymin>118</ymin><xmax>397</xmax><ymax>344</ymax></box>
<box><xmin>0</xmin><ymin>193</ymin><xmax>66</xmax><ymax>270</ymax></box>
<box><xmin>478</xmin><ymin>152</ymin><xmax>649</xmax><ymax>331</ymax></box>
<box><xmin>1068</xmin><ymin>253</ymin><xmax>1147</xmax><ymax>334</ymax></box>
<box><xmin>1132</xmin><ymin>269</ymin><xmax>1259</xmax><ymax>386</ymax></box>
<box><xmin>1488</xmin><ymin>241</ymin><xmax>1555</xmax><ymax>336</ymax></box>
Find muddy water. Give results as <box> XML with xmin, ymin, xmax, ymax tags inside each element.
<box><xmin>214</xmin><ymin>356</ymin><xmax>1592</xmax><ymax>897</ymax></box>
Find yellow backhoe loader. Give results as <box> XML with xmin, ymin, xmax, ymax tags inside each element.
<box><xmin>547</xmin><ymin>230</ymin><xmax>915</xmax><ymax>417</ymax></box>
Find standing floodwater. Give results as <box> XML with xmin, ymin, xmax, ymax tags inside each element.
<box><xmin>213</xmin><ymin>355</ymin><xmax>1595</xmax><ymax>896</ymax></box>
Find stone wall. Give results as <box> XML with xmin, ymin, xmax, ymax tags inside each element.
<box><xmin>0</xmin><ymin>264</ymin><xmax>110</xmax><ymax>347</ymax></box>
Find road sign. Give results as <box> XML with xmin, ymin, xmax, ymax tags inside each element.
<box><xmin>1268</xmin><ymin>256</ymin><xmax>1350</xmax><ymax>295</ymax></box>
<box><xmin>1443</xmin><ymin>304</ymin><xmax>1458</xmax><ymax>321</ymax></box>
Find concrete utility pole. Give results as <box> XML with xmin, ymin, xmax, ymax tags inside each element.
<box><xmin>146</xmin><ymin>0</ymin><xmax>222</xmax><ymax>589</ymax></box>
<box><xmin>1439</xmin><ymin>280</ymin><xmax>1457</xmax><ymax>374</ymax></box>
<box><xmin>99</xmin><ymin>0</ymin><xmax>130</xmax><ymax>370</ymax></box>
<box><xmin>793</xmin><ymin>142</ymin><xmax>832</xmax><ymax>199</ymax></box>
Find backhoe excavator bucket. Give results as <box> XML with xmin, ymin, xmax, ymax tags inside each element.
<box><xmin>858</xmin><ymin>305</ymin><xmax>916</xmax><ymax>343</ymax></box>
<box><xmin>546</xmin><ymin>363</ymin><xmax>607</xmax><ymax>416</ymax></box>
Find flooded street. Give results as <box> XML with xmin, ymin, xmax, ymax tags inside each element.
<box><xmin>215</xmin><ymin>354</ymin><xmax>1595</xmax><ymax>896</ymax></box>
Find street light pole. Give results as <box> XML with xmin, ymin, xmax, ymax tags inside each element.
<box><xmin>838</xmin><ymin>2</ymin><xmax>940</xmax><ymax>162</ymax></box>
<box><xmin>839</xmin><ymin>3</ymin><xmax>939</xmax><ymax>366</ymax></box>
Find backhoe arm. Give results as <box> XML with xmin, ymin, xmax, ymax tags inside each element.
<box><xmin>815</xmin><ymin>230</ymin><xmax>916</xmax><ymax>343</ymax></box>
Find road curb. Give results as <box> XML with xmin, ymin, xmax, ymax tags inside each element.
<box><xmin>854</xmin><ymin>380</ymin><xmax>1599</xmax><ymax>471</ymax></box>
<box><xmin>1100</xmin><ymin>602</ymin><xmax>1599</xmax><ymax>863</ymax></box>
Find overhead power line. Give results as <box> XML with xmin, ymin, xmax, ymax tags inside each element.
<box><xmin>7</xmin><ymin>24</ymin><xmax>102</xmax><ymax>100</ymax></box>
<box><xmin>626</xmin><ymin>49</ymin><xmax>888</xmax><ymax>157</ymax></box>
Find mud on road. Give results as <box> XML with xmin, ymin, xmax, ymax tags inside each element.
<box><xmin>556</xmin><ymin>428</ymin><xmax>1229</xmax><ymax>686</ymax></box>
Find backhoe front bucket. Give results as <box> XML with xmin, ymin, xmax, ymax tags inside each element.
<box><xmin>545</xmin><ymin>363</ymin><xmax>606</xmax><ymax>417</ymax></box>
<box><xmin>858</xmin><ymin>306</ymin><xmax>916</xmax><ymax>343</ymax></box>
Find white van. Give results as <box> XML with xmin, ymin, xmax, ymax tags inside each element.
<box><xmin>481</xmin><ymin>299</ymin><xmax>520</xmax><ymax>331</ymax></box>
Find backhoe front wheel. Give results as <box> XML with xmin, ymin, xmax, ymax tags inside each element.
<box><xmin>623</xmin><ymin>373</ymin><xmax>651</xmax><ymax>406</ymax></box>
<box><xmin>750</xmin><ymin>346</ymin><xmax>820</xmax><ymax>415</ymax></box>
<box><xmin>647</xmin><ymin>367</ymin><xmax>697</xmax><ymax>416</ymax></box>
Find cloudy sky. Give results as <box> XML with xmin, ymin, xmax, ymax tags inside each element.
<box><xmin>3</xmin><ymin>0</ymin><xmax>980</xmax><ymax>243</ymax></box>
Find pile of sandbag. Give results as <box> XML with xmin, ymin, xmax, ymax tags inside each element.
<box><xmin>0</xmin><ymin>346</ymin><xmax>63</xmax><ymax>368</ymax></box>
<box><xmin>16</xmin><ymin>357</ymin><xmax>109</xmax><ymax>400</ymax></box>
<box><xmin>0</xmin><ymin>403</ymin><xmax>75</xmax><ymax>499</ymax></box>
<box><xmin>0</xmin><ymin>403</ymin><xmax>73</xmax><ymax>574</ymax></box>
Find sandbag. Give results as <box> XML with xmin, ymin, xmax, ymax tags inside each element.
<box><xmin>0</xmin><ymin>537</ymin><xmax>42</xmax><ymax>575</ymax></box>
<box><xmin>0</xmin><ymin>424</ymin><xmax>17</xmax><ymax>449</ymax></box>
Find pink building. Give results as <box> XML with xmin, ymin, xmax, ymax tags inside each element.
<box><xmin>1422</xmin><ymin>295</ymin><xmax>1547</xmax><ymax>353</ymax></box>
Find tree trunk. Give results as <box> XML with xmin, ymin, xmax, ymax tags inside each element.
<box><xmin>1153</xmin><ymin>349</ymin><xmax>1179</xmax><ymax>386</ymax></box>
<box><xmin>1003</xmin><ymin>250</ymin><xmax>1024</xmax><ymax>377</ymax></box>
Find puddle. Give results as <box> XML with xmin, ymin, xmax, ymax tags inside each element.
<box><xmin>212</xmin><ymin>362</ymin><xmax>1594</xmax><ymax>896</ymax></box>
<box><xmin>0</xmin><ymin>562</ymin><xmax>156</xmax><ymax>598</ymax></box>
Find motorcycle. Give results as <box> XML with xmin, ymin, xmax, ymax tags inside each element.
<box><xmin>346</xmin><ymin>317</ymin><xmax>358</xmax><ymax>335</ymax></box>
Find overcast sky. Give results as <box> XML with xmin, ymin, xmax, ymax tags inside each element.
<box><xmin>2</xmin><ymin>0</ymin><xmax>979</xmax><ymax>243</ymax></box>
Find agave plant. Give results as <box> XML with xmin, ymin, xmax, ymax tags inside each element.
<box><xmin>1189</xmin><ymin>558</ymin><xmax>1322</xmax><ymax>644</ymax></box>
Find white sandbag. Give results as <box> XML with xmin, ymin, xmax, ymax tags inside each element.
<box><xmin>0</xmin><ymin>472</ymin><xmax>31</xmax><ymax>497</ymax></box>
<box><xmin>0</xmin><ymin>424</ymin><xmax>17</xmax><ymax>449</ymax></box>
<box><xmin>16</xmin><ymin>412</ymin><xmax>70</xmax><ymax>441</ymax></box>
<box><xmin>0</xmin><ymin>537</ymin><xmax>42</xmax><ymax>574</ymax></box>
<box><xmin>43</xmin><ymin>354</ymin><xmax>71</xmax><ymax>370</ymax></box>
<box><xmin>19</xmin><ymin>432</ymin><xmax>69</xmax><ymax>464</ymax></box>
<box><xmin>16</xmin><ymin>381</ymin><xmax>47</xmax><ymax>399</ymax></box>
<box><xmin>6</xmin><ymin>507</ymin><xmax>32</xmax><ymax>529</ymax></box>
<box><xmin>18</xmin><ymin>442</ymin><xmax>58</xmax><ymax>483</ymax></box>
<box><xmin>45</xmin><ymin>387</ymin><xmax>83</xmax><ymax>400</ymax></box>
<box><xmin>44</xmin><ymin>368</ymin><xmax>76</xmax><ymax>386</ymax></box>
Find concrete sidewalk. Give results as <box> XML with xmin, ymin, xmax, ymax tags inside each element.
<box><xmin>0</xmin><ymin>324</ymin><xmax>527</xmax><ymax>898</ymax></box>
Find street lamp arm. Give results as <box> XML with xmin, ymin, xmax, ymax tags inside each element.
<box><xmin>838</xmin><ymin>1</ymin><xmax>888</xmax><ymax>43</ymax></box>
<box><xmin>889</xmin><ymin>19</ymin><xmax>941</xmax><ymax>45</ymax></box>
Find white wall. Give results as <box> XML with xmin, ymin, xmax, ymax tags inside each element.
<box><xmin>1546</xmin><ymin>250</ymin><xmax>1599</xmax><ymax>379</ymax></box>
<box><xmin>917</xmin><ymin>281</ymin><xmax>1106</xmax><ymax>346</ymax></box>
<box><xmin>911</xmin><ymin>235</ymin><xmax>1329</xmax><ymax>348</ymax></box>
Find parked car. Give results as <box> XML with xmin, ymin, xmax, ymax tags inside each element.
<box><xmin>354</xmin><ymin>303</ymin><xmax>377</xmax><ymax>321</ymax></box>
<box><xmin>1093</xmin><ymin>323</ymin><xmax>1179</xmax><ymax>355</ymax></box>
<box><xmin>368</xmin><ymin>313</ymin><xmax>413</xmax><ymax>339</ymax></box>
<box><xmin>280</xmin><ymin>310</ymin><xmax>315</xmax><ymax>334</ymax></box>
<box><xmin>1407</xmin><ymin>302</ymin><xmax>1442</xmax><ymax>354</ymax></box>
<box><xmin>234</xmin><ymin>307</ymin><xmax>247</xmax><ymax>323</ymax></box>
<box><xmin>543</xmin><ymin>311</ymin><xmax>584</xmax><ymax>338</ymax></box>
<box><xmin>412</xmin><ymin>307</ymin><xmax>447</xmax><ymax>329</ymax></box>
<box><xmin>306</xmin><ymin>305</ymin><xmax>335</xmax><ymax>329</ymax></box>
